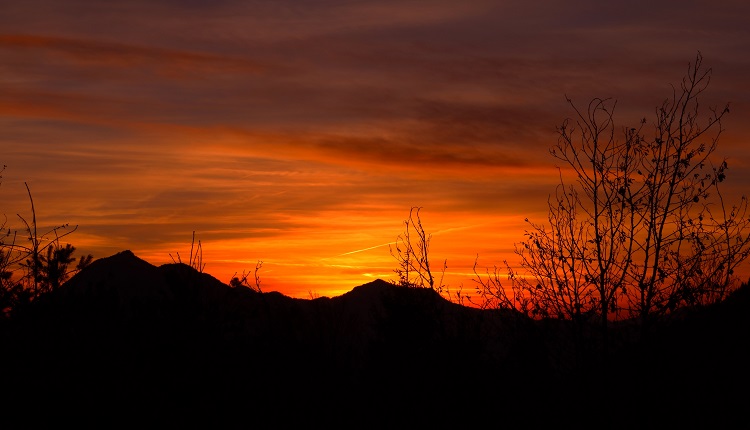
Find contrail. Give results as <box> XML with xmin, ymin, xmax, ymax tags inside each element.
<box><xmin>324</xmin><ymin>224</ymin><xmax>485</xmax><ymax>260</ymax></box>
<box><xmin>432</xmin><ymin>224</ymin><xmax>484</xmax><ymax>236</ymax></box>
<box><xmin>326</xmin><ymin>241</ymin><xmax>397</xmax><ymax>259</ymax></box>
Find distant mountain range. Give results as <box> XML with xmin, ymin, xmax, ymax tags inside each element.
<box><xmin>2</xmin><ymin>250</ymin><xmax>748</xmax><ymax>427</ymax></box>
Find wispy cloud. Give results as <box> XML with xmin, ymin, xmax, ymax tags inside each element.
<box><xmin>2</xmin><ymin>0</ymin><xmax>749</xmax><ymax>297</ymax></box>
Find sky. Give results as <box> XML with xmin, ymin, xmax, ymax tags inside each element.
<box><xmin>2</xmin><ymin>0</ymin><xmax>750</xmax><ymax>299</ymax></box>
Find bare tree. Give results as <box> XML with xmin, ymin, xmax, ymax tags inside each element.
<box><xmin>230</xmin><ymin>260</ymin><xmax>264</xmax><ymax>293</ymax></box>
<box><xmin>616</xmin><ymin>54</ymin><xmax>750</xmax><ymax>326</ymax></box>
<box><xmin>476</xmin><ymin>52</ymin><xmax>750</xmax><ymax>338</ymax></box>
<box><xmin>389</xmin><ymin>207</ymin><xmax>474</xmax><ymax>305</ymax></box>
<box><xmin>471</xmin><ymin>256</ymin><xmax>531</xmax><ymax>313</ymax></box>
<box><xmin>170</xmin><ymin>230</ymin><xmax>205</xmax><ymax>273</ymax></box>
<box><xmin>390</xmin><ymin>207</ymin><xmax>446</xmax><ymax>292</ymax></box>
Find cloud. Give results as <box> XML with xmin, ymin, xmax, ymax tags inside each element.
<box><xmin>2</xmin><ymin>0</ymin><xmax>750</xmax><ymax>297</ymax></box>
<box><xmin>0</xmin><ymin>34</ymin><xmax>267</xmax><ymax>75</ymax></box>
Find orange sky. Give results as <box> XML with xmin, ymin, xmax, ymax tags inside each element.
<box><xmin>2</xmin><ymin>0</ymin><xmax>750</xmax><ymax>299</ymax></box>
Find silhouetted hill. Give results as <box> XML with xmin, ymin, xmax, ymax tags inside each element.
<box><xmin>1</xmin><ymin>250</ymin><xmax>748</xmax><ymax>427</ymax></box>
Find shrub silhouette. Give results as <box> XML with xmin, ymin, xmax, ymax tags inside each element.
<box><xmin>0</xmin><ymin>176</ymin><xmax>92</xmax><ymax>317</ymax></box>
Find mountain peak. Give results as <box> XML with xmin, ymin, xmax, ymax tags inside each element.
<box><xmin>61</xmin><ymin>249</ymin><xmax>169</xmax><ymax>301</ymax></box>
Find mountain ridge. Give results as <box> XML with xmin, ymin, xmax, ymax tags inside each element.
<box><xmin>2</xmin><ymin>249</ymin><xmax>748</xmax><ymax>427</ymax></box>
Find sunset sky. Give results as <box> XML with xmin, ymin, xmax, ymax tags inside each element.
<box><xmin>2</xmin><ymin>0</ymin><xmax>750</xmax><ymax>299</ymax></box>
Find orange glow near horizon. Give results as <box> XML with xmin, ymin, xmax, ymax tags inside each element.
<box><xmin>104</xmin><ymin>211</ymin><xmax>539</xmax><ymax>299</ymax></box>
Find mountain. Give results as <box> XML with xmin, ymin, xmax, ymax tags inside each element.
<box><xmin>1</xmin><ymin>250</ymin><xmax>748</xmax><ymax>427</ymax></box>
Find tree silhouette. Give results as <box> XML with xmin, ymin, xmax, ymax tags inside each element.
<box><xmin>230</xmin><ymin>260</ymin><xmax>264</xmax><ymax>293</ymax></box>
<box><xmin>35</xmin><ymin>243</ymin><xmax>92</xmax><ymax>292</ymax></box>
<box><xmin>390</xmin><ymin>207</ymin><xmax>446</xmax><ymax>291</ymax></box>
<box><xmin>0</xmin><ymin>178</ymin><xmax>92</xmax><ymax>317</ymax></box>
<box><xmin>476</xmin><ymin>52</ymin><xmax>750</xmax><ymax>341</ymax></box>
<box><xmin>170</xmin><ymin>230</ymin><xmax>205</xmax><ymax>273</ymax></box>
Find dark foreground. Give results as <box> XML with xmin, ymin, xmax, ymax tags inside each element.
<box><xmin>2</xmin><ymin>251</ymin><xmax>748</xmax><ymax>427</ymax></box>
